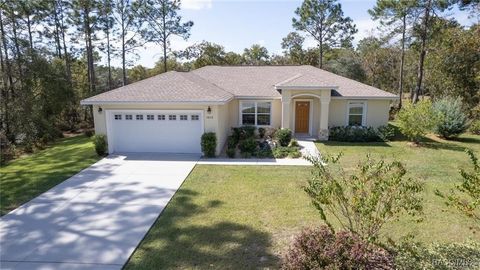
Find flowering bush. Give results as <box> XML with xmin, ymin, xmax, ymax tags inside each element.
<box><xmin>282</xmin><ymin>226</ymin><xmax>394</xmax><ymax>270</ymax></box>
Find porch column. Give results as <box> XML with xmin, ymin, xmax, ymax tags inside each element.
<box><xmin>318</xmin><ymin>90</ymin><xmax>331</xmax><ymax>140</ymax></box>
<box><xmin>281</xmin><ymin>90</ymin><xmax>291</xmax><ymax>129</ymax></box>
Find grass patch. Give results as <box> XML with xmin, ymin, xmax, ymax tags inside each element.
<box><xmin>126</xmin><ymin>133</ymin><xmax>480</xmax><ymax>269</ymax></box>
<box><xmin>0</xmin><ymin>135</ymin><xmax>100</xmax><ymax>215</ymax></box>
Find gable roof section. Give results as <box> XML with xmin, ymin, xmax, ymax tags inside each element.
<box><xmin>80</xmin><ymin>71</ymin><xmax>234</xmax><ymax>105</ymax></box>
<box><xmin>193</xmin><ymin>66</ymin><xmax>397</xmax><ymax>99</ymax></box>
<box><xmin>81</xmin><ymin>65</ymin><xmax>397</xmax><ymax>105</ymax></box>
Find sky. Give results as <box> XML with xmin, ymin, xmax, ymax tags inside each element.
<box><xmin>120</xmin><ymin>0</ymin><xmax>476</xmax><ymax>68</ymax></box>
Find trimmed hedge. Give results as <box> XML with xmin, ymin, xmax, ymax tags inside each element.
<box><xmin>329</xmin><ymin>125</ymin><xmax>395</xmax><ymax>142</ymax></box>
<box><xmin>201</xmin><ymin>132</ymin><xmax>216</xmax><ymax>157</ymax></box>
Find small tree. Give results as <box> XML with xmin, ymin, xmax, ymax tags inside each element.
<box><xmin>397</xmin><ymin>100</ymin><xmax>437</xmax><ymax>143</ymax></box>
<box><xmin>436</xmin><ymin>149</ymin><xmax>480</xmax><ymax>229</ymax></box>
<box><xmin>305</xmin><ymin>153</ymin><xmax>423</xmax><ymax>242</ymax></box>
<box><xmin>432</xmin><ymin>97</ymin><xmax>469</xmax><ymax>139</ymax></box>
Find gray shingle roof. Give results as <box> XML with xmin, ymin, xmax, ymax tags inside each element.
<box><xmin>81</xmin><ymin>65</ymin><xmax>397</xmax><ymax>104</ymax></box>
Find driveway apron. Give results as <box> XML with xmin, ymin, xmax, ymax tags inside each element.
<box><xmin>0</xmin><ymin>153</ymin><xmax>199</xmax><ymax>270</ymax></box>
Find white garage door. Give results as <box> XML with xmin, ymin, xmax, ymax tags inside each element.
<box><xmin>107</xmin><ymin>110</ymin><xmax>203</xmax><ymax>153</ymax></box>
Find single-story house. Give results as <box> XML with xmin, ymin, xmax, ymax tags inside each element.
<box><xmin>81</xmin><ymin>65</ymin><xmax>398</xmax><ymax>155</ymax></box>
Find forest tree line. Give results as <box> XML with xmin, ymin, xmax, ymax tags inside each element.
<box><xmin>0</xmin><ymin>0</ymin><xmax>478</xmax><ymax>151</ymax></box>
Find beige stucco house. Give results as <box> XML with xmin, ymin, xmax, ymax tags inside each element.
<box><xmin>81</xmin><ymin>65</ymin><xmax>398</xmax><ymax>155</ymax></box>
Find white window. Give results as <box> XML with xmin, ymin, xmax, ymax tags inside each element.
<box><xmin>191</xmin><ymin>114</ymin><xmax>199</xmax><ymax>121</ymax></box>
<box><xmin>114</xmin><ymin>114</ymin><xmax>122</xmax><ymax>120</ymax></box>
<box><xmin>125</xmin><ymin>114</ymin><xmax>132</xmax><ymax>120</ymax></box>
<box><xmin>347</xmin><ymin>101</ymin><xmax>366</xmax><ymax>126</ymax></box>
<box><xmin>169</xmin><ymin>115</ymin><xmax>176</xmax><ymax>121</ymax></box>
<box><xmin>136</xmin><ymin>114</ymin><xmax>143</xmax><ymax>120</ymax></box>
<box><xmin>240</xmin><ymin>101</ymin><xmax>271</xmax><ymax>126</ymax></box>
<box><xmin>180</xmin><ymin>115</ymin><xmax>188</xmax><ymax>121</ymax></box>
<box><xmin>147</xmin><ymin>114</ymin><xmax>154</xmax><ymax>120</ymax></box>
<box><xmin>158</xmin><ymin>115</ymin><xmax>165</xmax><ymax>120</ymax></box>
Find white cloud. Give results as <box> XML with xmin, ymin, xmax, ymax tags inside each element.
<box><xmin>182</xmin><ymin>0</ymin><xmax>212</xmax><ymax>10</ymax></box>
<box><xmin>353</xmin><ymin>18</ymin><xmax>381</xmax><ymax>45</ymax></box>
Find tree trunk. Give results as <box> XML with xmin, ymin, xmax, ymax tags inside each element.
<box><xmin>162</xmin><ymin>3</ymin><xmax>167</xmax><ymax>72</ymax></box>
<box><xmin>122</xmin><ymin>23</ymin><xmax>127</xmax><ymax>85</ymax></box>
<box><xmin>53</xmin><ymin>4</ymin><xmax>63</xmax><ymax>58</ymax></box>
<box><xmin>163</xmin><ymin>37</ymin><xmax>167</xmax><ymax>72</ymax></box>
<box><xmin>10</xmin><ymin>10</ymin><xmax>24</xmax><ymax>82</ymax></box>
<box><xmin>106</xmin><ymin>28</ymin><xmax>112</xmax><ymax>90</ymax></box>
<box><xmin>0</xmin><ymin>30</ymin><xmax>11</xmax><ymax>141</ymax></box>
<box><xmin>58</xmin><ymin>0</ymin><xmax>72</xmax><ymax>86</ymax></box>
<box><xmin>0</xmin><ymin>11</ymin><xmax>14</xmax><ymax>91</ymax></box>
<box><xmin>319</xmin><ymin>41</ymin><xmax>323</xmax><ymax>69</ymax></box>
<box><xmin>398</xmin><ymin>14</ymin><xmax>406</xmax><ymax>109</ymax></box>
<box><xmin>413</xmin><ymin>0</ymin><xmax>431</xmax><ymax>104</ymax></box>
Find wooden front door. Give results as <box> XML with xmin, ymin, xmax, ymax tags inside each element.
<box><xmin>295</xmin><ymin>101</ymin><xmax>310</xmax><ymax>133</ymax></box>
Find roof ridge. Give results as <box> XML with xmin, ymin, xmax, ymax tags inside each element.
<box><xmin>275</xmin><ymin>73</ymin><xmax>303</xmax><ymax>87</ymax></box>
<box><xmin>180</xmin><ymin>71</ymin><xmax>235</xmax><ymax>97</ymax></box>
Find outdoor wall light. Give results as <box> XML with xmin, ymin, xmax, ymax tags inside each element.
<box><xmin>98</xmin><ymin>107</ymin><xmax>103</xmax><ymax>113</ymax></box>
<box><xmin>207</xmin><ymin>106</ymin><xmax>212</xmax><ymax>114</ymax></box>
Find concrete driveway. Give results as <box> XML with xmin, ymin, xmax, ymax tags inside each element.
<box><xmin>0</xmin><ymin>153</ymin><xmax>199</xmax><ymax>270</ymax></box>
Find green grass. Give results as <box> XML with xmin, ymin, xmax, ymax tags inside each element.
<box><xmin>0</xmin><ymin>135</ymin><xmax>100</xmax><ymax>215</ymax></box>
<box><xmin>126</xmin><ymin>132</ymin><xmax>480</xmax><ymax>269</ymax></box>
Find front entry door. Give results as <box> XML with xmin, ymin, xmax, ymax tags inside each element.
<box><xmin>295</xmin><ymin>101</ymin><xmax>310</xmax><ymax>134</ymax></box>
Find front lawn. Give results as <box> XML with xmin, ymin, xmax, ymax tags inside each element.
<box><xmin>0</xmin><ymin>135</ymin><xmax>100</xmax><ymax>215</ymax></box>
<box><xmin>126</xmin><ymin>133</ymin><xmax>480</xmax><ymax>269</ymax></box>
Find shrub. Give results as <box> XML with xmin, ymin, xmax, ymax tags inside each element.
<box><xmin>394</xmin><ymin>238</ymin><xmax>480</xmax><ymax>270</ymax></box>
<box><xmin>329</xmin><ymin>126</ymin><xmax>382</xmax><ymax>142</ymax></box>
<box><xmin>201</xmin><ymin>132</ymin><xmax>217</xmax><ymax>157</ymax></box>
<box><xmin>84</xmin><ymin>129</ymin><xmax>95</xmax><ymax>137</ymax></box>
<box><xmin>93</xmin><ymin>134</ymin><xmax>108</xmax><ymax>156</ymax></box>
<box><xmin>258</xmin><ymin>127</ymin><xmax>266</xmax><ymax>139</ymax></box>
<box><xmin>288</xmin><ymin>139</ymin><xmax>299</xmax><ymax>147</ymax></box>
<box><xmin>265</xmin><ymin>127</ymin><xmax>277</xmax><ymax>138</ymax></box>
<box><xmin>238</xmin><ymin>137</ymin><xmax>257</xmax><ymax>154</ymax></box>
<box><xmin>275</xmin><ymin>128</ymin><xmax>292</xmax><ymax>146</ymax></box>
<box><xmin>282</xmin><ymin>226</ymin><xmax>394</xmax><ymax>270</ymax></box>
<box><xmin>436</xmin><ymin>149</ymin><xmax>480</xmax><ymax>229</ymax></box>
<box><xmin>231</xmin><ymin>126</ymin><xmax>256</xmax><ymax>141</ymax></box>
<box><xmin>432</xmin><ymin>97</ymin><xmax>469</xmax><ymax>139</ymax></box>
<box><xmin>226</xmin><ymin>135</ymin><xmax>237</xmax><ymax>149</ymax></box>
<box><xmin>226</xmin><ymin>148</ymin><xmax>236</xmax><ymax>158</ymax></box>
<box><xmin>255</xmin><ymin>141</ymin><xmax>273</xmax><ymax>158</ymax></box>
<box><xmin>469</xmin><ymin>120</ymin><xmax>480</xmax><ymax>135</ymax></box>
<box><xmin>397</xmin><ymin>100</ymin><xmax>438</xmax><ymax>143</ymax></box>
<box><xmin>377</xmin><ymin>125</ymin><xmax>396</xmax><ymax>141</ymax></box>
<box><xmin>305</xmin><ymin>153</ymin><xmax>423</xmax><ymax>242</ymax></box>
<box><xmin>272</xmin><ymin>146</ymin><xmax>301</xmax><ymax>158</ymax></box>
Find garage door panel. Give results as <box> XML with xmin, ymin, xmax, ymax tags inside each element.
<box><xmin>109</xmin><ymin>110</ymin><xmax>203</xmax><ymax>154</ymax></box>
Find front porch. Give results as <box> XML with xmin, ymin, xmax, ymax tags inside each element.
<box><xmin>279</xmin><ymin>88</ymin><xmax>331</xmax><ymax>140</ymax></box>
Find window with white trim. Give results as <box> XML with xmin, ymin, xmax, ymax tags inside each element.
<box><xmin>147</xmin><ymin>114</ymin><xmax>154</xmax><ymax>120</ymax></box>
<box><xmin>125</xmin><ymin>114</ymin><xmax>132</xmax><ymax>120</ymax></box>
<box><xmin>114</xmin><ymin>114</ymin><xmax>122</xmax><ymax>120</ymax></box>
<box><xmin>347</xmin><ymin>101</ymin><xmax>366</xmax><ymax>126</ymax></box>
<box><xmin>158</xmin><ymin>115</ymin><xmax>165</xmax><ymax>120</ymax></box>
<box><xmin>191</xmin><ymin>114</ymin><xmax>199</xmax><ymax>121</ymax></box>
<box><xmin>136</xmin><ymin>114</ymin><xmax>143</xmax><ymax>120</ymax></box>
<box><xmin>240</xmin><ymin>101</ymin><xmax>271</xmax><ymax>126</ymax></box>
<box><xmin>169</xmin><ymin>115</ymin><xmax>176</xmax><ymax>121</ymax></box>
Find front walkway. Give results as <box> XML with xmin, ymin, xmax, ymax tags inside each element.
<box><xmin>0</xmin><ymin>153</ymin><xmax>199</xmax><ymax>270</ymax></box>
<box><xmin>198</xmin><ymin>138</ymin><xmax>319</xmax><ymax>166</ymax></box>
